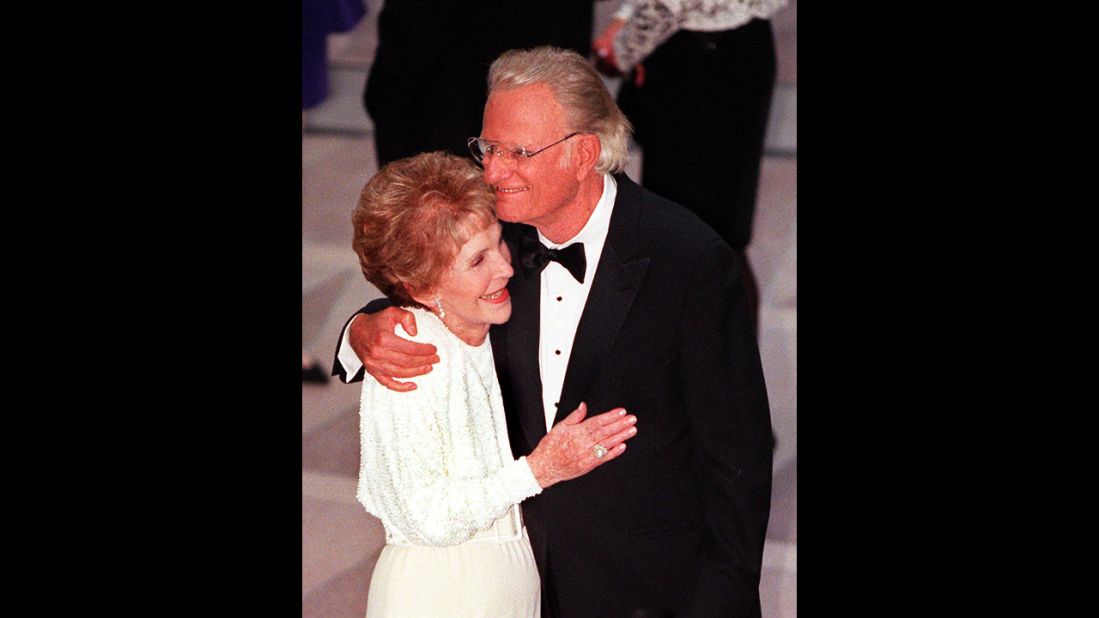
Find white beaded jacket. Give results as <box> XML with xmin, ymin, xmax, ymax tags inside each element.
<box><xmin>612</xmin><ymin>0</ymin><xmax>787</xmax><ymax>70</ymax></box>
<box><xmin>356</xmin><ymin>307</ymin><xmax>543</xmax><ymax>547</ymax></box>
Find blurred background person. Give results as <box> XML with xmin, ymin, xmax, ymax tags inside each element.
<box><xmin>303</xmin><ymin>0</ymin><xmax>367</xmax><ymax>114</ymax></box>
<box><xmin>365</xmin><ymin>0</ymin><xmax>595</xmax><ymax>166</ymax></box>
<box><xmin>593</xmin><ymin>0</ymin><xmax>788</xmax><ymax>334</ymax></box>
<box><xmin>303</xmin><ymin>0</ymin><xmax>367</xmax><ymax>382</ymax></box>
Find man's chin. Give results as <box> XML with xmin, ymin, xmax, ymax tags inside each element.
<box><xmin>494</xmin><ymin>208</ymin><xmax>523</xmax><ymax>224</ymax></box>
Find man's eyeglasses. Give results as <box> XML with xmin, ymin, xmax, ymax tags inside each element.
<box><xmin>467</xmin><ymin>132</ymin><xmax>583</xmax><ymax>163</ymax></box>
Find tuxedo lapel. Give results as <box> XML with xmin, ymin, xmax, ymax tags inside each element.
<box><xmin>555</xmin><ymin>175</ymin><xmax>651</xmax><ymax>425</ymax></box>
<box><xmin>498</xmin><ymin>224</ymin><xmax>549</xmax><ymax>451</ymax></box>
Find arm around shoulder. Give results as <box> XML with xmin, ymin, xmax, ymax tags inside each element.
<box><xmin>332</xmin><ymin>299</ymin><xmax>394</xmax><ymax>383</ymax></box>
<box><xmin>332</xmin><ymin>301</ymin><xmax>440</xmax><ymax>390</ymax></box>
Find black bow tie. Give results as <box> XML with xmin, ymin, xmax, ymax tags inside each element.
<box><xmin>519</xmin><ymin>235</ymin><xmax>586</xmax><ymax>283</ymax></box>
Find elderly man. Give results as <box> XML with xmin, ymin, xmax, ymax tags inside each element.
<box><xmin>335</xmin><ymin>47</ymin><xmax>773</xmax><ymax>618</ymax></box>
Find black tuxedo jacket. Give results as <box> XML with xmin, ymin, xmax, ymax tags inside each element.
<box><xmin>491</xmin><ymin>175</ymin><xmax>772</xmax><ymax>617</ymax></box>
<box><xmin>336</xmin><ymin>174</ymin><xmax>772</xmax><ymax>617</ymax></box>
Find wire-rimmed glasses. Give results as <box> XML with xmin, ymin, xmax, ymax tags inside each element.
<box><xmin>467</xmin><ymin>132</ymin><xmax>583</xmax><ymax>163</ymax></box>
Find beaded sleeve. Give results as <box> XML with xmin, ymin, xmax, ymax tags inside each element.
<box><xmin>355</xmin><ymin>309</ymin><xmax>542</xmax><ymax>547</ymax></box>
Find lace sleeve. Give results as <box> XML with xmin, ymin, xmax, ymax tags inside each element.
<box><xmin>613</xmin><ymin>0</ymin><xmax>688</xmax><ymax>71</ymax></box>
<box><xmin>612</xmin><ymin>0</ymin><xmax>785</xmax><ymax>70</ymax></box>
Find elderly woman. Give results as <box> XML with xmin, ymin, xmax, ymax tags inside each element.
<box><xmin>352</xmin><ymin>152</ymin><xmax>638</xmax><ymax>617</ymax></box>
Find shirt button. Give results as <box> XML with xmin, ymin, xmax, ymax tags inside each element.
<box><xmin>555</xmin><ymin>350</ymin><xmax>561</xmax><ymax>355</ymax></box>
<box><xmin>556</xmin><ymin>296</ymin><xmax>562</xmax><ymax>301</ymax></box>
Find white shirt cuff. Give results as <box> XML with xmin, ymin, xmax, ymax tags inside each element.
<box><xmin>336</xmin><ymin>314</ymin><xmax>365</xmax><ymax>383</ymax></box>
<box><xmin>516</xmin><ymin>456</ymin><xmax>544</xmax><ymax>496</ymax></box>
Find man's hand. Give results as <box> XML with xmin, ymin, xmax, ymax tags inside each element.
<box><xmin>526</xmin><ymin>403</ymin><xmax>638</xmax><ymax>489</ymax></box>
<box><xmin>349</xmin><ymin>306</ymin><xmax>440</xmax><ymax>392</ymax></box>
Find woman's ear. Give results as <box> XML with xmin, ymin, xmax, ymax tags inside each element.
<box><xmin>406</xmin><ymin>282</ymin><xmax>434</xmax><ymax>309</ymax></box>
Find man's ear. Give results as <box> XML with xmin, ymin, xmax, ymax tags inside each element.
<box><xmin>573</xmin><ymin>133</ymin><xmax>601</xmax><ymax>180</ymax></box>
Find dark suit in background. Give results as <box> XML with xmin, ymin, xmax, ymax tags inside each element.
<box><xmin>365</xmin><ymin>0</ymin><xmax>594</xmax><ymax>165</ymax></box>
<box><xmin>615</xmin><ymin>17</ymin><xmax>779</xmax><ymax>333</ymax></box>
<box><xmin>617</xmin><ymin>18</ymin><xmax>776</xmax><ymax>253</ymax></box>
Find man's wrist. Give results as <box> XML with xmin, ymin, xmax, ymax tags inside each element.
<box><xmin>336</xmin><ymin>315</ymin><xmax>366</xmax><ymax>381</ymax></box>
<box><xmin>526</xmin><ymin>451</ymin><xmax>547</xmax><ymax>488</ymax></box>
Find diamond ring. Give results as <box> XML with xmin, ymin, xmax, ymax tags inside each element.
<box><xmin>593</xmin><ymin>444</ymin><xmax>608</xmax><ymax>459</ymax></box>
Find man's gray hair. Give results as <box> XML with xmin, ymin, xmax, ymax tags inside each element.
<box><xmin>488</xmin><ymin>46</ymin><xmax>632</xmax><ymax>175</ymax></box>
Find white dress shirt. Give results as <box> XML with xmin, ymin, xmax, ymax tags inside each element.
<box><xmin>536</xmin><ymin>174</ymin><xmax>617</xmax><ymax>431</ymax></box>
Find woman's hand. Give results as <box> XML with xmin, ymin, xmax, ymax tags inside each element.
<box><xmin>526</xmin><ymin>403</ymin><xmax>638</xmax><ymax>489</ymax></box>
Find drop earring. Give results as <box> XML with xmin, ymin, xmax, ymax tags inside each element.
<box><xmin>434</xmin><ymin>295</ymin><xmax>446</xmax><ymax>319</ymax></box>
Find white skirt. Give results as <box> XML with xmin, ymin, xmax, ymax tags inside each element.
<box><xmin>366</xmin><ymin>505</ymin><xmax>540</xmax><ymax>617</ymax></box>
